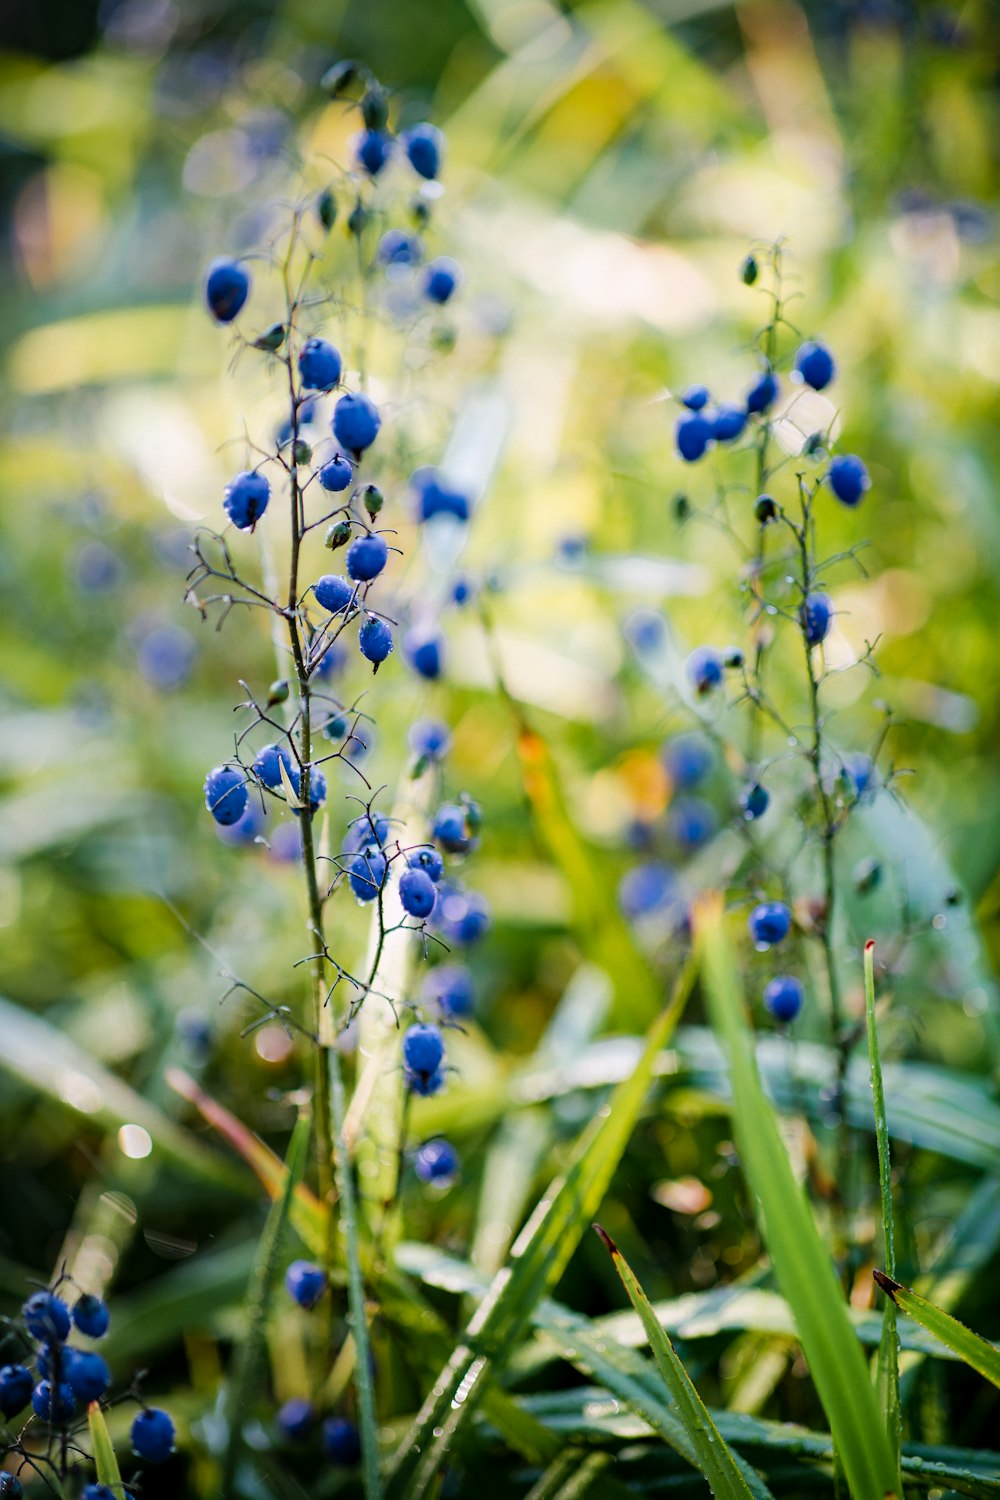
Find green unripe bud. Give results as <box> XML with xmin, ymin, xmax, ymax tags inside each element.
<box><xmin>253</xmin><ymin>322</ymin><xmax>286</xmax><ymax>352</ymax></box>
<box><xmin>320</xmin><ymin>60</ymin><xmax>361</xmax><ymax>99</ymax></box>
<box><xmin>360</xmin><ymin>86</ymin><xmax>389</xmax><ymax>130</ymax></box>
<box><xmin>325</xmin><ymin>519</ymin><xmax>352</xmax><ymax>550</ymax></box>
<box><xmin>430</xmin><ymin>323</ymin><xmax>457</xmax><ymax>354</ymax></box>
<box><xmin>853</xmin><ymin>856</ymin><xmax>881</xmax><ymax>895</ymax></box>
<box><xmin>359</xmin><ymin>483</ymin><xmax>384</xmax><ymax>518</ymax></box>
<box><xmin>316</xmin><ymin>189</ymin><xmax>337</xmax><ymax>231</ymax></box>
<box><xmin>292</xmin><ymin>439</ymin><xmax>312</xmax><ymax>466</ymax></box>
<box><xmin>347</xmin><ymin>203</ymin><xmax>368</xmax><ymax>239</ymax></box>
<box><xmin>673</xmin><ymin>493</ymin><xmax>690</xmax><ymax>522</ymax></box>
<box><xmin>411</xmin><ymin>197</ymin><xmax>432</xmax><ymax>229</ymax></box>
<box><xmin>755</xmin><ymin>494</ymin><xmax>778</xmax><ymax>524</ymax></box>
<box><xmin>740</xmin><ymin>253</ymin><xmax>759</xmax><ymax>286</ymax></box>
<box><xmin>267</xmin><ymin>679</ymin><xmax>290</xmax><ymax>707</ymax></box>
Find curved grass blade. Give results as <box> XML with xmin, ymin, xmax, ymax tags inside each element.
<box><xmin>594</xmin><ymin>1224</ymin><xmax>766</xmax><ymax>1500</ymax></box>
<box><xmin>88</xmin><ymin>1400</ymin><xmax>124</xmax><ymax>1490</ymax></box>
<box><xmin>874</xmin><ymin>1271</ymin><xmax>1000</xmax><ymax>1391</ymax></box>
<box><xmin>524</xmin><ymin>1449</ymin><xmax>617</xmax><ymax>1500</ymax></box>
<box><xmin>692</xmin><ymin>896</ymin><xmax>898</xmax><ymax>1500</ymax></box>
<box><xmin>386</xmin><ymin>960</ymin><xmax>695</xmax><ymax>1499</ymax></box>
<box><xmin>0</xmin><ymin>998</ymin><xmax>248</xmax><ymax>1194</ymax></box>
<box><xmin>221</xmin><ymin>1112</ymin><xmax>311</xmax><ymax>1497</ymax></box>
<box><xmin>864</xmin><ymin>941</ymin><xmax>902</xmax><ymax>1495</ymax></box>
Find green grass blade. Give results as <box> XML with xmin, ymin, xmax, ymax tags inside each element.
<box><xmin>874</xmin><ymin>1272</ymin><xmax>1000</xmax><ymax>1391</ymax></box>
<box><xmin>88</xmin><ymin>1400</ymin><xmax>124</xmax><ymax>1491</ymax></box>
<box><xmin>221</xmin><ymin>1112</ymin><xmax>311</xmax><ymax>1498</ymax></box>
<box><xmin>693</xmin><ymin>896</ymin><xmax>898</xmax><ymax>1500</ymax></box>
<box><xmin>0</xmin><ymin>997</ymin><xmax>249</xmax><ymax>1194</ymax></box>
<box><xmin>594</xmin><ymin>1224</ymin><xmax>766</xmax><ymax>1500</ymax></box>
<box><xmin>524</xmin><ymin>1449</ymin><xmax>616</xmax><ymax>1500</ymax></box>
<box><xmin>864</xmin><ymin>940</ymin><xmax>902</xmax><ymax>1494</ymax></box>
<box><xmin>386</xmin><ymin>960</ymin><xmax>695</xmax><ymax>1499</ymax></box>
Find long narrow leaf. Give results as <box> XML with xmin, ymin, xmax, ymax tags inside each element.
<box><xmin>874</xmin><ymin>1272</ymin><xmax>1000</xmax><ymax>1391</ymax></box>
<box><xmin>386</xmin><ymin>960</ymin><xmax>695</xmax><ymax>1499</ymax></box>
<box><xmin>594</xmin><ymin>1224</ymin><xmax>765</xmax><ymax>1500</ymax></box>
<box><xmin>693</xmin><ymin>895</ymin><xmax>898</xmax><ymax>1500</ymax></box>
<box><xmin>88</xmin><ymin>1401</ymin><xmax>124</xmax><ymax>1491</ymax></box>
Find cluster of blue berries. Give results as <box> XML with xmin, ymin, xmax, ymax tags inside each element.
<box><xmin>0</xmin><ymin>1282</ymin><xmax>175</xmax><ymax>1493</ymax></box>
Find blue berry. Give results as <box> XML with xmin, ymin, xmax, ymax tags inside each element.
<box><xmin>842</xmin><ymin>752</ymin><xmax>875</xmax><ymax>800</ymax></box>
<box><xmin>403</xmin><ymin>122</ymin><xmax>443</xmax><ymax>180</ymax></box>
<box><xmin>223</xmin><ymin>470</ymin><xmax>270</xmax><ymax>531</ymax></box>
<box><xmin>204</xmin><ymin>766</ymin><xmax>248</xmax><ymax>826</ymax></box>
<box><xmin>298</xmin><ymin>337</ymin><xmax>342</xmax><ymax>392</ymax></box>
<box><xmin>827</xmin><ymin>454</ymin><xmax>870</xmax><ymax>507</ymax></box>
<box><xmin>359</xmin><ymin>616</ymin><xmax>394</xmax><ymax>669</ymax></box>
<box><xmin>800</xmin><ymin>592</ymin><xmax>832</xmax><ymax>646</ymax></box>
<box><xmin>355</xmin><ymin>128</ymin><xmax>392</xmax><ymax>176</ymax></box>
<box><xmin>408</xmin><ymin>719</ymin><xmax>450</xmax><ymax>760</ymax></box>
<box><xmin>422</xmin><ymin>964</ymin><xmax>474</xmax><ymax>1019</ymax></box>
<box><xmin>378</xmin><ymin>228</ymin><xmax>423</xmax><ymax>266</ymax></box>
<box><xmin>291</xmin><ymin>765</ymin><xmax>326</xmax><ymax>815</ymax></box>
<box><xmin>748</xmin><ymin>901</ymin><xmax>792</xmax><ymax>948</ymax></box>
<box><xmin>31</xmin><ymin>1380</ymin><xmax>75</xmax><ymax>1423</ymax></box>
<box><xmin>405</xmin><ymin>1064</ymin><xmax>446</xmax><ymax>1096</ymax></box>
<box><xmin>332</xmin><ymin>392</ymin><xmax>381</xmax><ymax>454</ymax></box>
<box><xmin>323</xmin><ymin>1416</ymin><xmax>362</xmax><ymax>1466</ymax></box>
<box><xmin>131</xmin><ymin>1406</ymin><xmax>175</xmax><ymax>1463</ymax></box>
<box><xmin>681</xmin><ymin>384</ymin><xmax>710</xmax><ymax>411</ymax></box>
<box><xmin>344</xmin><ymin>814</ymin><xmax>392</xmax><ymax>853</ymax></box>
<box><xmin>712</xmin><ymin>404</ymin><xmax>747</xmax><ymax>443</ymax></box>
<box><xmin>625</xmin><ymin>609</ymin><xmax>665</xmax><ymax>655</ymax></box>
<box><xmin>794</xmin><ymin>340</ymin><xmax>836</xmax><ymax>391</ymax></box>
<box><xmin>285</xmin><ymin>1261</ymin><xmax>327</xmax><ymax>1310</ymax></box>
<box><xmin>0</xmin><ymin>1476</ymin><xmax>23</xmax><ymax>1498</ymax></box>
<box><xmin>277</xmin><ymin>1398</ymin><xmax>315</xmax><ymax>1443</ymax></box>
<box><xmin>407</xmin><ymin>846</ymin><xmax>444</xmax><ymax>883</ymax></box>
<box><xmin>348</xmin><ymin>850</ymin><xmax>387</xmax><ymax>902</ymax></box>
<box><xmin>83</xmin><ymin>1487</ymin><xmax>116</xmax><ymax>1500</ymax></box>
<box><xmin>71</xmin><ymin>1293</ymin><xmax>109</xmax><ymax>1339</ymax></box>
<box><xmin>675</xmin><ymin>412</ymin><xmax>713</xmax><ymax>462</ymax></box>
<box><xmin>314</xmin><ymin>574</ymin><xmax>355</xmax><ymax>613</ymax></box>
<box><xmin>253</xmin><ymin>743</ymin><xmax>294</xmax><ymax>790</ymax></box>
<box><xmin>436</xmin><ymin>887</ymin><xmax>490</xmax><ymax>946</ymax></box>
<box><xmin>323</xmin><ymin>711</ymin><xmax>350</xmax><ymax>742</ymax></box>
<box><xmin>618</xmin><ymin>862</ymin><xmax>677</xmax><ymax>921</ymax></box>
<box><xmin>667</xmin><ymin>797</ymin><xmax>717</xmax><ymax>851</ymax></box>
<box><xmin>414</xmin><ymin>1138</ymin><xmax>458</xmax><ymax>1182</ymax></box>
<box><xmin>433</xmin><ymin>802</ymin><xmax>473</xmax><ymax>854</ymax></box>
<box><xmin>315</xmin><ymin>640</ymin><xmax>348</xmax><ymax>678</ymax></box>
<box><xmin>404</xmin><ymin>626</ymin><xmax>444</xmax><ymax>680</ymax></box>
<box><xmin>740</xmin><ymin>782</ymin><xmax>770</xmax><ymax>820</ymax></box>
<box><xmin>205</xmin><ymin>258</ymin><xmax>250</xmax><ymax>323</ymax></box>
<box><xmin>217</xmin><ymin>801</ymin><xmax>265</xmax><ymax>847</ymax></box>
<box><xmin>411</xmin><ymin>467</ymin><xmax>470</xmax><ymax>523</ymax></box>
<box><xmin>64</xmin><ymin>1351</ymin><xmax>109</xmax><ymax>1403</ymax></box>
<box><xmin>686</xmin><ymin>647</ymin><xmax>724</xmax><ymax>695</ymax></box>
<box><xmin>423</xmin><ymin>257</ymin><xmax>461</xmax><ymax>305</ymax></box>
<box><xmin>399</xmin><ymin>867</ymin><xmax>437</xmax><ymax>920</ymax></box>
<box><xmin>764</xmin><ymin>975</ymin><xmax>804</xmax><ymax>1022</ymax></box>
<box><xmin>22</xmin><ymin>1290</ymin><xmax>71</xmax><ymax>1342</ymax></box>
<box><xmin>346</xmin><ymin>533</ymin><xmax>389</xmax><ymax>582</ymax></box>
<box><xmin>318</xmin><ymin>454</ymin><xmax>353</xmax><ymax>492</ymax></box>
<box><xmin>0</xmin><ymin>1364</ymin><xmax>33</xmax><ymax>1418</ymax></box>
<box><xmin>662</xmin><ymin>734</ymin><xmax>713</xmax><ymax>789</ymax></box>
<box><xmin>746</xmin><ymin>370</ymin><xmax>779</xmax><ymax>414</ymax></box>
<box><xmin>402</xmin><ymin>1022</ymin><xmax>445</xmax><ymax>1082</ymax></box>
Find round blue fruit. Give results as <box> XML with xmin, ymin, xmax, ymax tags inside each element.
<box><xmin>748</xmin><ymin>901</ymin><xmax>792</xmax><ymax>948</ymax></box>
<box><xmin>83</xmin><ymin>1487</ymin><xmax>117</xmax><ymax>1500</ymax></box>
<box><xmin>794</xmin><ymin>340</ymin><xmax>836</xmax><ymax>391</ymax></box>
<box><xmin>378</xmin><ymin>228</ymin><xmax>423</xmax><ymax>266</ymax></box>
<box><xmin>344</xmin><ymin>813</ymin><xmax>392</xmax><ymax>853</ymax></box>
<box><xmin>0</xmin><ymin>1476</ymin><xmax>22</xmax><ymax>1498</ymax></box>
<box><xmin>399</xmin><ymin>866</ymin><xmax>437</xmax><ymax>920</ymax></box>
<box><xmin>843</xmin><ymin>752</ymin><xmax>875</xmax><ymax>800</ymax></box>
<box><xmin>402</xmin><ymin>1022</ymin><xmax>445</xmax><ymax>1081</ymax></box>
<box><xmin>71</xmin><ymin>1293</ymin><xmax>109</xmax><ymax>1339</ymax></box>
<box><xmin>333</xmin><ymin>392</ymin><xmax>381</xmax><ymax>454</ymax></box>
<box><xmin>404</xmin><ymin>122</ymin><xmax>443</xmax><ymax>179</ymax></box>
<box><xmin>618</xmin><ymin>862</ymin><xmax>677</xmax><ymax>921</ymax></box>
<box><xmin>436</xmin><ymin>887</ymin><xmax>490</xmax><ymax>946</ymax></box>
<box><xmin>667</xmin><ymin>797</ymin><xmax>717</xmax><ymax>850</ymax></box>
<box><xmin>253</xmin><ymin>743</ymin><xmax>294</xmax><ymax>790</ymax></box>
<box><xmin>348</xmin><ymin>850</ymin><xmax>387</xmax><ymax>902</ymax></box>
<box><xmin>675</xmin><ymin>412</ymin><xmax>713</xmax><ymax>463</ymax></box>
<box><xmin>0</xmin><ymin>1364</ymin><xmax>33</xmax><ymax>1418</ymax></box>
<box><xmin>680</xmin><ymin>384</ymin><xmax>710</xmax><ymax>411</ymax></box>
<box><xmin>355</xmin><ymin>128</ymin><xmax>392</xmax><ymax>176</ymax></box>
<box><xmin>277</xmin><ymin>1398</ymin><xmax>315</xmax><ymax>1443</ymax></box>
<box><xmin>359</xmin><ymin>616</ymin><xmax>394</xmax><ymax>668</ymax></box>
<box><xmin>224</xmin><ymin>470</ymin><xmax>270</xmax><ymax>531</ymax></box>
<box><xmin>414</xmin><ymin>1138</ymin><xmax>458</xmax><ymax>1182</ymax></box>
<box><xmin>405</xmin><ymin>1064</ymin><xmax>445</xmax><ymax>1096</ymax></box>
<box><xmin>404</xmin><ymin>627</ymin><xmax>444</xmax><ymax>680</ymax></box>
<box><xmin>131</xmin><ymin>1406</ymin><xmax>175</xmax><ymax>1463</ymax></box>
<box><xmin>433</xmin><ymin>803</ymin><xmax>472</xmax><ymax>854</ymax></box>
<box><xmin>411</xmin><ymin>467</ymin><xmax>470</xmax><ymax>523</ymax></box>
<box><xmin>204</xmin><ymin>766</ymin><xmax>248</xmax><ymax>826</ymax></box>
<box><xmin>408</xmin><ymin>719</ymin><xmax>450</xmax><ymax>761</ymax></box>
<box><xmin>800</xmin><ymin>592</ymin><xmax>832</xmax><ymax>646</ymax></box>
<box><xmin>22</xmin><ymin>1290</ymin><xmax>71</xmax><ymax>1343</ymax></box>
<box><xmin>828</xmin><ymin>454</ymin><xmax>870</xmax><ymax>507</ymax></box>
<box><xmin>422</xmin><ymin>964</ymin><xmax>474</xmax><ymax>1019</ymax></box>
<box><xmin>32</xmin><ymin>1379</ymin><xmax>75</xmax><ymax>1423</ymax></box>
<box><xmin>764</xmin><ymin>975</ymin><xmax>804</xmax><ymax>1022</ymax></box>
<box><xmin>739</xmin><ymin>782</ymin><xmax>770</xmax><ymax>820</ymax></box>
<box><xmin>291</xmin><ymin>765</ymin><xmax>326</xmax><ymax>814</ymax></box>
<box><xmin>686</xmin><ymin>647</ymin><xmax>725</xmax><ymax>695</ymax></box>
<box><xmin>323</xmin><ymin>1416</ymin><xmax>362</xmax><ymax>1465</ymax></box>
<box><xmin>318</xmin><ymin>454</ymin><xmax>353</xmax><ymax>492</ymax></box>
<box><xmin>314</xmin><ymin>574</ymin><xmax>355</xmax><ymax>613</ymax></box>
<box><xmin>712</xmin><ymin>404</ymin><xmax>747</xmax><ymax>443</ymax></box>
<box><xmin>662</xmin><ymin>733</ymin><xmax>713</xmax><ymax>789</ymax></box>
<box><xmin>205</xmin><ymin>257</ymin><xmax>250</xmax><ymax>323</ymax></box>
<box><xmin>285</xmin><ymin>1261</ymin><xmax>327</xmax><ymax>1310</ymax></box>
<box><xmin>407</xmin><ymin>846</ymin><xmax>444</xmax><ymax>883</ymax></box>
<box><xmin>346</xmin><ymin>532</ymin><xmax>389</xmax><ymax>582</ymax></box>
<box><xmin>298</xmin><ymin>337</ymin><xmax>342</xmax><ymax>392</ymax></box>
<box><xmin>423</xmin><ymin>257</ymin><xmax>461</xmax><ymax>305</ymax></box>
<box><xmin>64</xmin><ymin>1351</ymin><xmax>109</xmax><ymax>1403</ymax></box>
<box><xmin>746</xmin><ymin>370</ymin><xmax>779</xmax><ymax>414</ymax></box>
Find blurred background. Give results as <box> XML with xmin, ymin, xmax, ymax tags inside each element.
<box><xmin>1</xmin><ymin>0</ymin><xmax>999</xmax><ymax>1484</ymax></box>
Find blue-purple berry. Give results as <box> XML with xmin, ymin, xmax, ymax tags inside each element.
<box><xmin>794</xmin><ymin>340</ymin><xmax>836</xmax><ymax>391</ymax></box>
<box><xmin>223</xmin><ymin>470</ymin><xmax>271</xmax><ymax>531</ymax></box>
<box><xmin>618</xmin><ymin>862</ymin><xmax>677</xmax><ymax>921</ymax></box>
<box><xmin>359</xmin><ymin>616</ymin><xmax>394</xmax><ymax>669</ymax></box>
<box><xmin>378</xmin><ymin>228</ymin><xmax>423</xmax><ymax>266</ymax></box>
<box><xmin>291</xmin><ymin>765</ymin><xmax>326</xmax><ymax>815</ymax></box>
<box><xmin>681</xmin><ymin>384</ymin><xmax>710</xmax><ymax>411</ymax></box>
<box><xmin>323</xmin><ymin>1415</ymin><xmax>362</xmax><ymax>1465</ymax></box>
<box><xmin>32</xmin><ymin>1379</ymin><xmax>75</xmax><ymax>1423</ymax></box>
<box><xmin>422</xmin><ymin>964</ymin><xmax>474</xmax><ymax>1019</ymax></box>
<box><xmin>399</xmin><ymin>866</ymin><xmax>437</xmax><ymax>920</ymax></box>
<box><xmin>355</xmin><ymin>128</ymin><xmax>392</xmax><ymax>176</ymax></box>
<box><xmin>64</xmin><ymin>1350</ymin><xmax>109</xmax><ymax>1403</ymax></box>
<box><xmin>285</xmin><ymin>1261</ymin><xmax>327</xmax><ymax>1310</ymax></box>
<box><xmin>205</xmin><ymin>257</ymin><xmax>250</xmax><ymax>323</ymax></box>
<box><xmin>423</xmin><ymin>257</ymin><xmax>461</xmax><ymax>305</ymax></box>
<box><xmin>318</xmin><ymin>454</ymin><xmax>353</xmax><ymax>492</ymax></box>
<box><xmin>800</xmin><ymin>592</ymin><xmax>832</xmax><ymax>646</ymax></box>
<box><xmin>746</xmin><ymin>370</ymin><xmax>779</xmax><ymax>414</ymax></box>
<box><xmin>346</xmin><ymin>533</ymin><xmax>389</xmax><ymax>582</ymax></box>
<box><xmin>403</xmin><ymin>122</ymin><xmax>443</xmax><ymax>180</ymax></box>
<box><xmin>686</xmin><ymin>647</ymin><xmax>724</xmax><ymax>695</ymax></box>
<box><xmin>333</xmin><ymin>392</ymin><xmax>381</xmax><ymax>454</ymax></box>
<box><xmin>675</xmin><ymin>412</ymin><xmax>713</xmax><ymax>463</ymax></box>
<box><xmin>0</xmin><ymin>1475</ymin><xmax>23</xmax><ymax>1498</ymax></box>
<box><xmin>349</xmin><ymin>850</ymin><xmax>387</xmax><ymax>902</ymax></box>
<box><xmin>131</xmin><ymin>1406</ymin><xmax>175</xmax><ymax>1463</ymax></box>
<box><xmin>411</xmin><ymin>467</ymin><xmax>470</xmax><ymax>523</ymax></box>
<box><xmin>433</xmin><ymin>802</ymin><xmax>473</xmax><ymax>854</ymax></box>
<box><xmin>402</xmin><ymin>1022</ymin><xmax>445</xmax><ymax>1083</ymax></box>
<box><xmin>667</xmin><ymin>797</ymin><xmax>717</xmax><ymax>851</ymax></box>
<box><xmin>405</xmin><ymin>1064</ymin><xmax>446</xmax><ymax>1096</ymax></box>
<box><xmin>408</xmin><ymin>719</ymin><xmax>450</xmax><ymax>761</ymax></box>
<box><xmin>414</xmin><ymin>1138</ymin><xmax>458</xmax><ymax>1182</ymax></box>
<box><xmin>277</xmin><ymin>1398</ymin><xmax>316</xmax><ymax>1443</ymax></box>
<box><xmin>662</xmin><ymin>734</ymin><xmax>713</xmax><ymax>788</ymax></box>
<box><xmin>749</xmin><ymin>901</ymin><xmax>792</xmax><ymax>948</ymax></box>
<box><xmin>407</xmin><ymin>846</ymin><xmax>444</xmax><ymax>883</ymax></box>
<box><xmin>843</xmin><ymin>752</ymin><xmax>875</xmax><ymax>799</ymax></box>
<box><xmin>71</xmin><ymin>1293</ymin><xmax>109</xmax><ymax>1339</ymax></box>
<box><xmin>83</xmin><ymin>1487</ymin><xmax>116</xmax><ymax>1500</ymax></box>
<box><xmin>404</xmin><ymin>626</ymin><xmax>444</xmax><ymax>680</ymax></box>
<box><xmin>298</xmin><ymin>337</ymin><xmax>342</xmax><ymax>392</ymax></box>
<box><xmin>712</xmin><ymin>404</ymin><xmax>747</xmax><ymax>443</ymax></box>
<box><xmin>314</xmin><ymin>574</ymin><xmax>355</xmax><ymax>613</ymax></box>
<box><xmin>740</xmin><ymin>782</ymin><xmax>770</xmax><ymax>820</ymax></box>
<box><xmin>764</xmin><ymin>975</ymin><xmax>804</xmax><ymax>1022</ymax></box>
<box><xmin>436</xmin><ymin>887</ymin><xmax>490</xmax><ymax>946</ymax></box>
<box><xmin>22</xmin><ymin>1291</ymin><xmax>71</xmax><ymax>1343</ymax></box>
<box><xmin>204</xmin><ymin>766</ymin><xmax>248</xmax><ymax>826</ymax></box>
<box><xmin>827</xmin><ymin>454</ymin><xmax>870</xmax><ymax>507</ymax></box>
<box><xmin>0</xmin><ymin>1364</ymin><xmax>33</xmax><ymax>1418</ymax></box>
<box><xmin>253</xmin><ymin>743</ymin><xmax>294</xmax><ymax>790</ymax></box>
<box><xmin>344</xmin><ymin>813</ymin><xmax>392</xmax><ymax>853</ymax></box>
